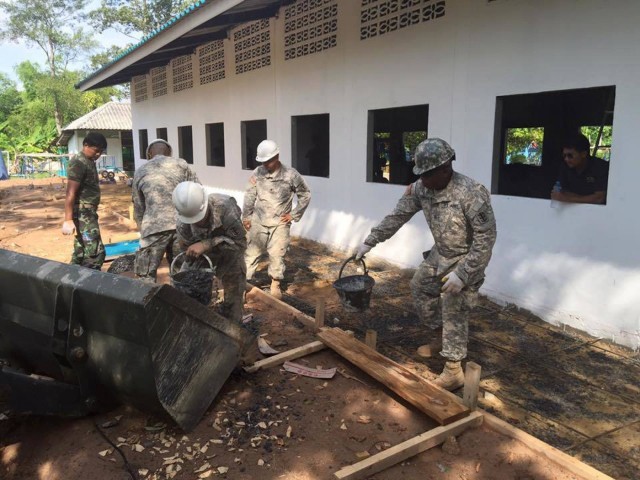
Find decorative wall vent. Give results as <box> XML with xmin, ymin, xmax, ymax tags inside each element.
<box><xmin>360</xmin><ymin>0</ymin><xmax>446</xmax><ymax>40</ymax></box>
<box><xmin>284</xmin><ymin>0</ymin><xmax>338</xmax><ymax>61</ymax></box>
<box><xmin>198</xmin><ymin>40</ymin><xmax>226</xmax><ymax>85</ymax></box>
<box><xmin>133</xmin><ymin>75</ymin><xmax>148</xmax><ymax>103</ymax></box>
<box><xmin>150</xmin><ymin>66</ymin><xmax>168</xmax><ymax>97</ymax></box>
<box><xmin>172</xmin><ymin>55</ymin><xmax>194</xmax><ymax>92</ymax></box>
<box><xmin>233</xmin><ymin>18</ymin><xmax>271</xmax><ymax>74</ymax></box>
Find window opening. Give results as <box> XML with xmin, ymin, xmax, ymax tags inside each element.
<box><xmin>206</xmin><ymin>123</ymin><xmax>225</xmax><ymax>167</ymax></box>
<box><xmin>178</xmin><ymin>126</ymin><xmax>193</xmax><ymax>164</ymax></box>
<box><xmin>241</xmin><ymin>120</ymin><xmax>267</xmax><ymax>170</ymax></box>
<box><xmin>367</xmin><ymin>105</ymin><xmax>428</xmax><ymax>185</ymax></box>
<box><xmin>138</xmin><ymin>129</ymin><xmax>148</xmax><ymax>159</ymax></box>
<box><xmin>292</xmin><ymin>114</ymin><xmax>329</xmax><ymax>178</ymax></box>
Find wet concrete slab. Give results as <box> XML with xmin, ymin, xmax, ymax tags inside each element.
<box><xmin>278</xmin><ymin>237</ymin><xmax>640</xmax><ymax>478</ymax></box>
<box><xmin>481</xmin><ymin>362</ymin><xmax>640</xmax><ymax>438</ymax></box>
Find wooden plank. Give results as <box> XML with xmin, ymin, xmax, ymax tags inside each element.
<box><xmin>463</xmin><ymin>361</ymin><xmax>481</xmax><ymax>410</ymax></box>
<box><xmin>246</xmin><ymin>286</ymin><xmax>316</xmax><ymax>328</ymax></box>
<box><xmin>315</xmin><ymin>297</ymin><xmax>326</xmax><ymax>328</ymax></box>
<box><xmin>481</xmin><ymin>410</ymin><xmax>616</xmax><ymax>480</ymax></box>
<box><xmin>243</xmin><ymin>340</ymin><xmax>327</xmax><ymax>373</ymax></box>
<box><xmin>317</xmin><ymin>328</ymin><xmax>469</xmax><ymax>425</ymax></box>
<box><xmin>364</xmin><ymin>329</ymin><xmax>377</xmax><ymax>350</ymax></box>
<box><xmin>334</xmin><ymin>411</ymin><xmax>483</xmax><ymax>480</ymax></box>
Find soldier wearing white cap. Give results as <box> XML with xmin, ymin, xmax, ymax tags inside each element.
<box><xmin>242</xmin><ymin>140</ymin><xmax>311</xmax><ymax>298</ymax></box>
<box><xmin>132</xmin><ymin>139</ymin><xmax>198</xmax><ymax>282</ymax></box>
<box><xmin>355</xmin><ymin>138</ymin><xmax>497</xmax><ymax>391</ymax></box>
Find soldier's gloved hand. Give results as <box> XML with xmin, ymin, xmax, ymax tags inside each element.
<box><xmin>354</xmin><ymin>243</ymin><xmax>372</xmax><ymax>261</ymax></box>
<box><xmin>441</xmin><ymin>272</ymin><xmax>464</xmax><ymax>294</ymax></box>
<box><xmin>186</xmin><ymin>242</ymin><xmax>206</xmax><ymax>258</ymax></box>
<box><xmin>61</xmin><ymin>220</ymin><xmax>75</xmax><ymax>235</ymax></box>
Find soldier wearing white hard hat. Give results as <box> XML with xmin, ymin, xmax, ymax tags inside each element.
<box><xmin>242</xmin><ymin>140</ymin><xmax>311</xmax><ymax>298</ymax></box>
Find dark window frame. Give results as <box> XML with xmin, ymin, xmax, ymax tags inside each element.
<box><xmin>178</xmin><ymin>125</ymin><xmax>194</xmax><ymax>164</ymax></box>
<box><xmin>291</xmin><ymin>113</ymin><xmax>330</xmax><ymax>178</ymax></box>
<box><xmin>492</xmin><ymin>85</ymin><xmax>615</xmax><ymax>201</ymax></box>
<box><xmin>366</xmin><ymin>104</ymin><xmax>429</xmax><ymax>185</ymax></box>
<box><xmin>241</xmin><ymin>119</ymin><xmax>267</xmax><ymax>171</ymax></box>
<box><xmin>205</xmin><ymin>122</ymin><xmax>226</xmax><ymax>167</ymax></box>
<box><xmin>138</xmin><ymin>129</ymin><xmax>148</xmax><ymax>159</ymax></box>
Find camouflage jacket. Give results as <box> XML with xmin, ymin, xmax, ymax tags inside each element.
<box><xmin>176</xmin><ymin>193</ymin><xmax>247</xmax><ymax>253</ymax></box>
<box><xmin>132</xmin><ymin>155</ymin><xmax>198</xmax><ymax>238</ymax></box>
<box><xmin>365</xmin><ymin>172</ymin><xmax>497</xmax><ymax>286</ymax></box>
<box><xmin>242</xmin><ymin>164</ymin><xmax>311</xmax><ymax>227</ymax></box>
<box><xmin>67</xmin><ymin>152</ymin><xmax>100</xmax><ymax>207</ymax></box>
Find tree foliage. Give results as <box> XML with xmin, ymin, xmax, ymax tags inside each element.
<box><xmin>89</xmin><ymin>0</ymin><xmax>195</xmax><ymax>38</ymax></box>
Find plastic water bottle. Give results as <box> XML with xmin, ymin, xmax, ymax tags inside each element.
<box><xmin>550</xmin><ymin>181</ymin><xmax>562</xmax><ymax>209</ymax></box>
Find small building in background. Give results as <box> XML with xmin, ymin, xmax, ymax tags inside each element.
<box><xmin>56</xmin><ymin>101</ymin><xmax>134</xmax><ymax>177</ymax></box>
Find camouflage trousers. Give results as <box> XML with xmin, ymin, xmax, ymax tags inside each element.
<box><xmin>409</xmin><ymin>260</ymin><xmax>480</xmax><ymax>362</ymax></box>
<box><xmin>245</xmin><ymin>222</ymin><xmax>290</xmax><ymax>281</ymax></box>
<box><xmin>135</xmin><ymin>230</ymin><xmax>179</xmax><ymax>282</ymax></box>
<box><xmin>71</xmin><ymin>206</ymin><xmax>105</xmax><ymax>270</ymax></box>
<box><xmin>183</xmin><ymin>244</ymin><xmax>246</xmax><ymax>324</ymax></box>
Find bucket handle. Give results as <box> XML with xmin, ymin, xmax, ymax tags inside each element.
<box><xmin>170</xmin><ymin>251</ymin><xmax>213</xmax><ymax>277</ymax></box>
<box><xmin>338</xmin><ymin>255</ymin><xmax>368</xmax><ymax>280</ymax></box>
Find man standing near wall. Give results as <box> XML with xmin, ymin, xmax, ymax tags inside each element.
<box><xmin>132</xmin><ymin>139</ymin><xmax>198</xmax><ymax>282</ymax></box>
<box><xmin>243</xmin><ymin>140</ymin><xmax>311</xmax><ymax>299</ymax></box>
<box><xmin>173</xmin><ymin>181</ymin><xmax>247</xmax><ymax>323</ymax></box>
<box><xmin>62</xmin><ymin>132</ymin><xmax>108</xmax><ymax>270</ymax></box>
<box><xmin>354</xmin><ymin>138</ymin><xmax>497</xmax><ymax>391</ymax></box>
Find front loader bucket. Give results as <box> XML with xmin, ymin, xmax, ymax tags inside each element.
<box><xmin>0</xmin><ymin>249</ymin><xmax>253</xmax><ymax>431</ymax></box>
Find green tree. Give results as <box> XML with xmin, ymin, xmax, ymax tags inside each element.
<box><xmin>90</xmin><ymin>0</ymin><xmax>195</xmax><ymax>38</ymax></box>
<box><xmin>0</xmin><ymin>74</ymin><xmax>22</xmax><ymax>123</ymax></box>
<box><xmin>0</xmin><ymin>0</ymin><xmax>97</xmax><ymax>133</ymax></box>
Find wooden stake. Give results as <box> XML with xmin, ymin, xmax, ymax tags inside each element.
<box><xmin>334</xmin><ymin>411</ymin><xmax>483</xmax><ymax>480</ymax></box>
<box><xmin>463</xmin><ymin>362</ymin><xmax>481</xmax><ymax>410</ymax></box>
<box><xmin>129</xmin><ymin>204</ymin><xmax>135</xmax><ymax>222</ymax></box>
<box><xmin>244</xmin><ymin>340</ymin><xmax>327</xmax><ymax>373</ymax></box>
<box><xmin>364</xmin><ymin>329</ymin><xmax>377</xmax><ymax>350</ymax></box>
<box><xmin>315</xmin><ymin>297</ymin><xmax>326</xmax><ymax>329</ymax></box>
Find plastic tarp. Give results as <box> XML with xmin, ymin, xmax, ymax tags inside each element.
<box><xmin>0</xmin><ymin>151</ymin><xmax>8</xmax><ymax>180</ymax></box>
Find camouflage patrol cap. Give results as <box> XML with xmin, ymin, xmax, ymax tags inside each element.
<box><xmin>412</xmin><ymin>138</ymin><xmax>455</xmax><ymax>175</ymax></box>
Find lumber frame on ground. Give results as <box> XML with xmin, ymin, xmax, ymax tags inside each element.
<box><xmin>334</xmin><ymin>411</ymin><xmax>483</xmax><ymax>480</ymax></box>
<box><xmin>244</xmin><ymin>340</ymin><xmax>326</xmax><ymax>373</ymax></box>
<box><xmin>246</xmin><ymin>286</ymin><xmax>316</xmax><ymax>328</ymax></box>
<box><xmin>317</xmin><ymin>327</ymin><xmax>470</xmax><ymax>425</ymax></box>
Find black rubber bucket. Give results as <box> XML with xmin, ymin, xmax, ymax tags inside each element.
<box><xmin>333</xmin><ymin>256</ymin><xmax>375</xmax><ymax>312</ymax></box>
<box><xmin>170</xmin><ymin>253</ymin><xmax>215</xmax><ymax>305</ymax></box>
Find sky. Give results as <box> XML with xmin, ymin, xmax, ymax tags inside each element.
<box><xmin>0</xmin><ymin>1</ymin><xmax>133</xmax><ymax>86</ymax></box>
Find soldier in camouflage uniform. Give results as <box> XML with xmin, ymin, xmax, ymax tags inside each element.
<box><xmin>242</xmin><ymin>140</ymin><xmax>311</xmax><ymax>299</ymax></box>
<box><xmin>62</xmin><ymin>132</ymin><xmax>108</xmax><ymax>270</ymax></box>
<box><xmin>132</xmin><ymin>139</ymin><xmax>198</xmax><ymax>282</ymax></box>
<box><xmin>173</xmin><ymin>182</ymin><xmax>247</xmax><ymax>323</ymax></box>
<box><xmin>355</xmin><ymin>138</ymin><xmax>497</xmax><ymax>390</ymax></box>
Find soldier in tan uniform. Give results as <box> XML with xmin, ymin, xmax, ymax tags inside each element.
<box><xmin>173</xmin><ymin>181</ymin><xmax>247</xmax><ymax>323</ymax></box>
<box><xmin>132</xmin><ymin>139</ymin><xmax>198</xmax><ymax>282</ymax></box>
<box><xmin>242</xmin><ymin>140</ymin><xmax>311</xmax><ymax>298</ymax></box>
<box><xmin>355</xmin><ymin>138</ymin><xmax>497</xmax><ymax>390</ymax></box>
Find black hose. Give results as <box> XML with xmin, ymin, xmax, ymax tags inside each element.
<box><xmin>93</xmin><ymin>420</ymin><xmax>139</xmax><ymax>480</ymax></box>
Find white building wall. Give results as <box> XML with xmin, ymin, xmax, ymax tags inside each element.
<box><xmin>131</xmin><ymin>0</ymin><xmax>640</xmax><ymax>349</ymax></box>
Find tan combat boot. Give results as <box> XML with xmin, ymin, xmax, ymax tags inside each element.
<box><xmin>433</xmin><ymin>361</ymin><xmax>464</xmax><ymax>391</ymax></box>
<box><xmin>416</xmin><ymin>328</ymin><xmax>443</xmax><ymax>358</ymax></box>
<box><xmin>270</xmin><ymin>279</ymin><xmax>282</xmax><ymax>299</ymax></box>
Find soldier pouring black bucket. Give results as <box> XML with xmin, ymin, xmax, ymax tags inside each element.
<box><xmin>354</xmin><ymin>138</ymin><xmax>497</xmax><ymax>391</ymax></box>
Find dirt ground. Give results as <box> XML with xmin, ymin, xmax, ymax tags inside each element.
<box><xmin>0</xmin><ymin>178</ymin><xmax>594</xmax><ymax>479</ymax></box>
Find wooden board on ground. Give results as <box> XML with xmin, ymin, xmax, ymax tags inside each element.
<box><xmin>334</xmin><ymin>411</ymin><xmax>483</xmax><ymax>480</ymax></box>
<box><xmin>246</xmin><ymin>286</ymin><xmax>316</xmax><ymax>328</ymax></box>
<box><xmin>244</xmin><ymin>340</ymin><xmax>327</xmax><ymax>373</ymax></box>
<box><xmin>317</xmin><ymin>327</ymin><xmax>470</xmax><ymax>425</ymax></box>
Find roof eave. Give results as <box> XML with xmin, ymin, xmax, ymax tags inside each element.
<box><xmin>77</xmin><ymin>0</ymin><xmax>246</xmax><ymax>91</ymax></box>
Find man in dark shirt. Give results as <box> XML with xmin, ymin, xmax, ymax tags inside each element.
<box><xmin>551</xmin><ymin>133</ymin><xmax>609</xmax><ymax>205</ymax></box>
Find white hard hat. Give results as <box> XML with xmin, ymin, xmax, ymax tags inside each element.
<box><xmin>172</xmin><ymin>181</ymin><xmax>208</xmax><ymax>224</ymax></box>
<box><xmin>255</xmin><ymin>139</ymin><xmax>280</xmax><ymax>162</ymax></box>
